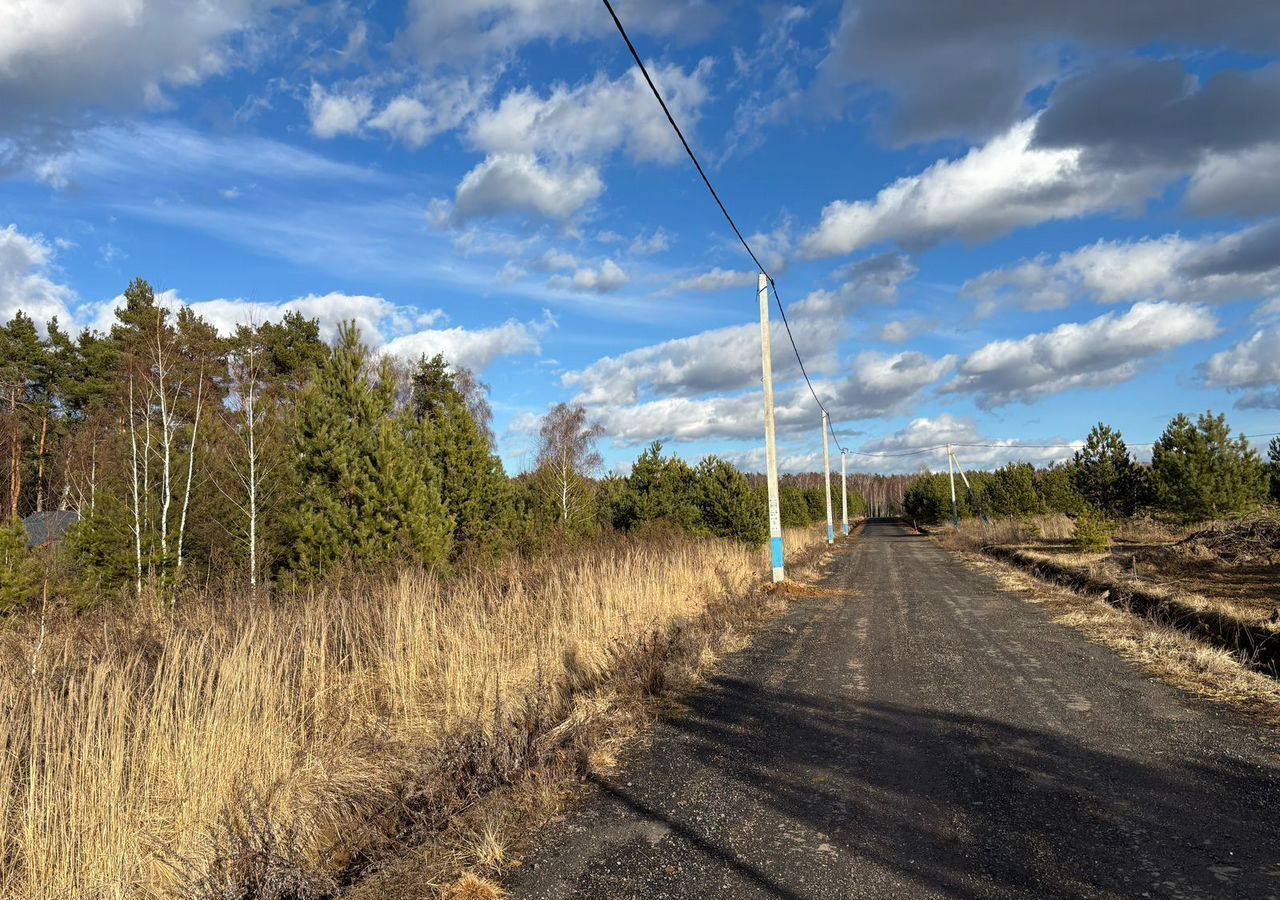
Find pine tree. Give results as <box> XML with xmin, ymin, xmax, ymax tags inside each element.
<box><xmin>0</xmin><ymin>521</ymin><xmax>40</xmax><ymax>610</ymax></box>
<box><xmin>288</xmin><ymin>324</ymin><xmax>451</xmax><ymax>577</ymax></box>
<box><xmin>1268</xmin><ymin>436</ymin><xmax>1280</xmax><ymax>503</ymax></box>
<box><xmin>407</xmin><ymin>354</ymin><xmax>515</xmax><ymax>561</ymax></box>
<box><xmin>1036</xmin><ymin>462</ymin><xmax>1085</xmax><ymax>514</ymax></box>
<box><xmin>1071</xmin><ymin>423</ymin><xmax>1143</xmax><ymax>517</ymax></box>
<box><xmin>695</xmin><ymin>456</ymin><xmax>765</xmax><ymax>542</ymax></box>
<box><xmin>622</xmin><ymin>441</ymin><xmax>702</xmax><ymax>533</ymax></box>
<box><xmin>1151</xmin><ymin>411</ymin><xmax>1268</xmax><ymax>522</ymax></box>
<box><xmin>988</xmin><ymin>462</ymin><xmax>1044</xmax><ymax>518</ymax></box>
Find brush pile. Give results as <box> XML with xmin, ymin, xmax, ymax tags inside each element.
<box><xmin>1175</xmin><ymin>518</ymin><xmax>1280</xmax><ymax>565</ymax></box>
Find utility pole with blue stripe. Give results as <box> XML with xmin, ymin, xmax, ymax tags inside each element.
<box><xmin>758</xmin><ymin>274</ymin><xmax>785</xmax><ymax>582</ymax></box>
<box><xmin>823</xmin><ymin>410</ymin><xmax>834</xmax><ymax>544</ymax></box>
<box><xmin>841</xmin><ymin>448</ymin><xmax>849</xmax><ymax>535</ymax></box>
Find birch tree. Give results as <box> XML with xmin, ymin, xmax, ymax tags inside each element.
<box><xmin>534</xmin><ymin>403</ymin><xmax>603</xmax><ymax>530</ymax></box>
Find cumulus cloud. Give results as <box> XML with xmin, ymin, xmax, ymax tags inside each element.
<box><xmin>823</xmin><ymin>350</ymin><xmax>956</xmax><ymax>421</ymax></box>
<box><xmin>547</xmin><ymin>259</ymin><xmax>628</xmax><ymax>294</ymax></box>
<box><xmin>433</xmin><ymin>62</ymin><xmax>711</xmax><ymax>226</ymax></box>
<box><xmin>799</xmin><ymin>118</ymin><xmax>1168</xmax><ymax>258</ymax></box>
<box><xmin>1200</xmin><ymin>328</ymin><xmax>1280</xmax><ymax>409</ymax></box>
<box><xmin>449</xmin><ymin>153</ymin><xmax>605</xmax><ymax>223</ymax></box>
<box><xmin>962</xmin><ymin>221</ymin><xmax>1280</xmax><ymax>313</ymax></box>
<box><xmin>0</xmin><ymin>224</ymin><xmax>77</xmax><ymax>327</ymax></box>
<box><xmin>382</xmin><ymin>311</ymin><xmax>555</xmax><ymax>372</ymax></box>
<box><xmin>468</xmin><ymin>62</ymin><xmax>711</xmax><ymax>165</ymax></box>
<box><xmin>849</xmin><ymin>414</ymin><xmax>1081</xmax><ymax>475</ymax></box>
<box><xmin>586</xmin><ymin>349</ymin><xmax>953</xmax><ymax>446</ymax></box>
<box><xmin>945</xmin><ymin>301</ymin><xmax>1218</xmax><ymax>408</ymax></box>
<box><xmin>370</xmin><ymin>76</ymin><xmax>491</xmax><ymax>148</ymax></box>
<box><xmin>306</xmin><ymin>83</ymin><xmax>372</xmax><ymax>138</ymax></box>
<box><xmin>562</xmin><ymin>251</ymin><xmax>917</xmax><ymax>411</ymax></box>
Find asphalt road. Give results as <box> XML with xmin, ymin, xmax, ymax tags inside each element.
<box><xmin>503</xmin><ymin>520</ymin><xmax>1280</xmax><ymax>900</ymax></box>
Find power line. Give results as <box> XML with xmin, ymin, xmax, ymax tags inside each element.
<box><xmin>601</xmin><ymin>0</ymin><xmax>846</xmax><ymax>455</ymax></box>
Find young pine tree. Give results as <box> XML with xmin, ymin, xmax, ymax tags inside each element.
<box><xmin>1268</xmin><ymin>436</ymin><xmax>1280</xmax><ymax>503</ymax></box>
<box><xmin>695</xmin><ymin>456</ymin><xmax>766</xmax><ymax>543</ymax></box>
<box><xmin>1151</xmin><ymin>411</ymin><xmax>1267</xmax><ymax>522</ymax></box>
<box><xmin>1071</xmin><ymin>423</ymin><xmax>1143</xmax><ymax>517</ymax></box>
<box><xmin>0</xmin><ymin>521</ymin><xmax>40</xmax><ymax>610</ymax></box>
<box><xmin>288</xmin><ymin>324</ymin><xmax>451</xmax><ymax>577</ymax></box>
<box><xmin>988</xmin><ymin>462</ymin><xmax>1044</xmax><ymax>518</ymax></box>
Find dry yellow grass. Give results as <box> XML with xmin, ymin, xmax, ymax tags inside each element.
<box><xmin>0</xmin><ymin>527</ymin><xmax>822</xmax><ymax>900</ymax></box>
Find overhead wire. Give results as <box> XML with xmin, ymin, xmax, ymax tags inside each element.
<box><xmin>601</xmin><ymin>0</ymin><xmax>846</xmax><ymax>454</ymax></box>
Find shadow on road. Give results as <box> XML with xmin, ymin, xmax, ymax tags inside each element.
<box><xmin>620</xmin><ymin>673</ymin><xmax>1277</xmax><ymax>898</ymax></box>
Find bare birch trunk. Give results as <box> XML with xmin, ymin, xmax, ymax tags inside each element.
<box><xmin>34</xmin><ymin>414</ymin><xmax>47</xmax><ymax>513</ymax></box>
<box><xmin>175</xmin><ymin>368</ymin><xmax>204</xmax><ymax>579</ymax></box>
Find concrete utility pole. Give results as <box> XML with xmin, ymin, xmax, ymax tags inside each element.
<box><xmin>947</xmin><ymin>441</ymin><xmax>959</xmax><ymax>528</ymax></box>
<box><xmin>822</xmin><ymin>410</ymin><xmax>834</xmax><ymax>544</ymax></box>
<box><xmin>840</xmin><ymin>448</ymin><xmax>849</xmax><ymax>534</ymax></box>
<box><xmin>759</xmin><ymin>274</ymin><xmax>784</xmax><ymax>582</ymax></box>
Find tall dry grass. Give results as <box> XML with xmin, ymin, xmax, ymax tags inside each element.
<box><xmin>0</xmin><ymin>528</ymin><xmax>821</xmax><ymax>899</ymax></box>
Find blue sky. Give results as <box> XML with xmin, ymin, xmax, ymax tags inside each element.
<box><xmin>2</xmin><ymin>0</ymin><xmax>1278</xmax><ymax>474</ymax></box>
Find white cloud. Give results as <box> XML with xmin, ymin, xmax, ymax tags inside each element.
<box><xmin>1200</xmin><ymin>328</ymin><xmax>1280</xmax><ymax>409</ymax></box>
<box><xmin>962</xmin><ymin>224</ymin><xmax>1280</xmax><ymax>313</ymax></box>
<box><xmin>561</xmin><ymin>252</ymin><xmax>917</xmax><ymax>411</ymax></box>
<box><xmin>946</xmin><ymin>301</ymin><xmax>1217</xmax><ymax>408</ymax></box>
<box><xmin>382</xmin><ymin>311</ymin><xmax>555</xmax><ymax>372</ymax></box>
<box><xmin>468</xmin><ymin>62</ymin><xmax>712</xmax><ymax>165</ymax></box>
<box><xmin>673</xmin><ymin>267</ymin><xmax>758</xmax><ymax>292</ymax></box>
<box><xmin>0</xmin><ymin>224</ymin><xmax>77</xmax><ymax>327</ymax></box>
<box><xmin>364</xmin><ymin>75</ymin><xmax>493</xmax><ymax>148</ymax></box>
<box><xmin>531</xmin><ymin>249</ymin><xmax>579</xmax><ymax>272</ymax></box>
<box><xmin>583</xmin><ymin>349</ymin><xmax>952</xmax><ymax>446</ymax></box>
<box><xmin>548</xmin><ymin>259</ymin><xmax>628</xmax><ymax>294</ymax></box>
<box><xmin>307</xmin><ymin>83</ymin><xmax>372</xmax><ymax>139</ymax></box>
<box><xmin>800</xmin><ymin>117</ymin><xmax>1169</xmax><ymax>258</ymax></box>
<box><xmin>824</xmin><ymin>350</ymin><xmax>956</xmax><ymax>421</ymax></box>
<box><xmin>849</xmin><ymin>414</ymin><xmax>1081</xmax><ymax>475</ymax></box>
<box><xmin>630</xmin><ymin>228</ymin><xmax>670</xmax><ymax>255</ymax></box>
<box><xmin>879</xmin><ymin>321</ymin><xmax>910</xmax><ymax>342</ymax></box>
<box><xmin>450</xmin><ymin>153</ymin><xmax>604</xmax><ymax>223</ymax></box>
<box><xmin>436</xmin><ymin>62</ymin><xmax>711</xmax><ymax>226</ymax></box>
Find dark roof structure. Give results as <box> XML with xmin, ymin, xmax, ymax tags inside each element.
<box><xmin>21</xmin><ymin>510</ymin><xmax>80</xmax><ymax>549</ymax></box>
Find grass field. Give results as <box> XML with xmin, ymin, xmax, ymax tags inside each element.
<box><xmin>0</xmin><ymin>528</ymin><xmax>824</xmax><ymax>900</ymax></box>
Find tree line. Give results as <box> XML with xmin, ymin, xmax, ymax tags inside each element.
<box><xmin>904</xmin><ymin>417</ymin><xmax>1280</xmax><ymax>528</ymax></box>
<box><xmin>0</xmin><ymin>279</ymin><xmax>858</xmax><ymax>611</ymax></box>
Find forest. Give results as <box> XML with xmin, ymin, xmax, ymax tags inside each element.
<box><xmin>0</xmin><ymin>278</ymin><xmax>853</xmax><ymax>611</ymax></box>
